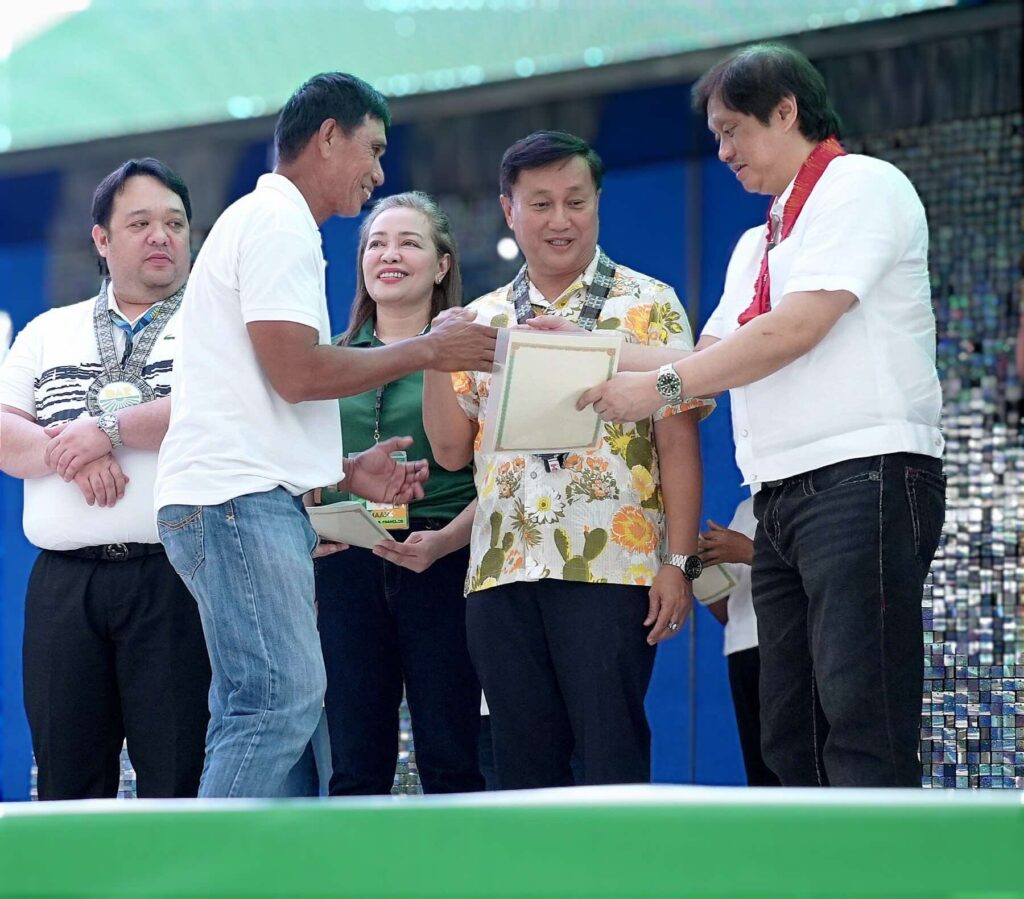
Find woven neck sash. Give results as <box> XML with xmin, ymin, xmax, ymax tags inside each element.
<box><xmin>737</xmin><ymin>137</ymin><xmax>846</xmax><ymax>326</ymax></box>
<box><xmin>509</xmin><ymin>249</ymin><xmax>616</xmax><ymax>330</ymax></box>
<box><xmin>85</xmin><ymin>280</ymin><xmax>185</xmax><ymax>415</ymax></box>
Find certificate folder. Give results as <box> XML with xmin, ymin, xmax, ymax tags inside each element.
<box><xmin>480</xmin><ymin>328</ymin><xmax>621</xmax><ymax>455</ymax></box>
<box><xmin>693</xmin><ymin>564</ymin><xmax>738</xmax><ymax>606</ymax></box>
<box><xmin>307</xmin><ymin>501</ymin><xmax>395</xmax><ymax>549</ymax></box>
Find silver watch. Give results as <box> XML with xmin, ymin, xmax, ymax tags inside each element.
<box><xmin>663</xmin><ymin>553</ymin><xmax>703</xmax><ymax>580</ymax></box>
<box><xmin>654</xmin><ymin>363</ymin><xmax>682</xmax><ymax>402</ymax></box>
<box><xmin>96</xmin><ymin>413</ymin><xmax>123</xmax><ymax>448</ymax></box>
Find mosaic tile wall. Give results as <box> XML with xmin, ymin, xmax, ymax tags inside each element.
<box><xmin>846</xmin><ymin>113</ymin><xmax>1023</xmax><ymax>788</ymax></box>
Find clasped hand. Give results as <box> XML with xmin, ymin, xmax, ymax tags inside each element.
<box><xmin>43</xmin><ymin>417</ymin><xmax>112</xmax><ymax>480</ymax></box>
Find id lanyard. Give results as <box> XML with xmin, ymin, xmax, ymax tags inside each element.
<box><xmin>373</xmin><ymin>384</ymin><xmax>385</xmax><ymax>444</ymax></box>
<box><xmin>367</xmin><ymin>382</ymin><xmax>410</xmax><ymax>529</ymax></box>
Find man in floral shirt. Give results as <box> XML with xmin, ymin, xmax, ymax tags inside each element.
<box><xmin>424</xmin><ymin>131</ymin><xmax>713</xmax><ymax>789</ymax></box>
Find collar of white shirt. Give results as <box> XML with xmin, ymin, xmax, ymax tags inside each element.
<box><xmin>106</xmin><ymin>283</ymin><xmax>156</xmax><ymax>327</ymax></box>
<box><xmin>526</xmin><ymin>245</ymin><xmax>603</xmax><ymax>309</ymax></box>
<box><xmin>256</xmin><ymin>172</ymin><xmax>320</xmax><ymax>237</ymax></box>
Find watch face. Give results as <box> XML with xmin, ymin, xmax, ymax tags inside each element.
<box><xmin>683</xmin><ymin>555</ymin><xmax>703</xmax><ymax>579</ymax></box>
<box><xmin>656</xmin><ymin>369</ymin><xmax>680</xmax><ymax>398</ymax></box>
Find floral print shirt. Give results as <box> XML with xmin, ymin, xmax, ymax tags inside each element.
<box><xmin>453</xmin><ymin>247</ymin><xmax>714</xmax><ymax>594</ymax></box>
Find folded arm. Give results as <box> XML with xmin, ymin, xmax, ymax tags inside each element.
<box><xmin>43</xmin><ymin>397</ymin><xmax>172</xmax><ymax>480</ymax></box>
<box><xmin>0</xmin><ymin>406</ymin><xmax>52</xmax><ymax>478</ymax></box>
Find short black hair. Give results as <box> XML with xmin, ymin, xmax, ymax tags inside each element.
<box><xmin>91</xmin><ymin>158</ymin><xmax>192</xmax><ymax>230</ymax></box>
<box><xmin>692</xmin><ymin>43</ymin><xmax>842</xmax><ymax>142</ymax></box>
<box><xmin>274</xmin><ymin>72</ymin><xmax>391</xmax><ymax>163</ymax></box>
<box><xmin>499</xmin><ymin>130</ymin><xmax>604</xmax><ymax>197</ymax></box>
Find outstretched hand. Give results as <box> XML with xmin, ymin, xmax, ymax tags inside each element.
<box><xmin>577</xmin><ymin>370</ymin><xmax>662</xmax><ymax>423</ymax></box>
<box><xmin>699</xmin><ymin>520</ymin><xmax>754</xmax><ymax>567</ymax></box>
<box><xmin>518</xmin><ymin>316</ymin><xmax>584</xmax><ymax>334</ymax></box>
<box><xmin>345</xmin><ymin>436</ymin><xmax>428</xmax><ymax>505</ymax></box>
<box><xmin>426</xmin><ymin>307</ymin><xmax>498</xmax><ymax>373</ymax></box>
<box><xmin>372</xmin><ymin>529</ymin><xmax>450</xmax><ymax>573</ymax></box>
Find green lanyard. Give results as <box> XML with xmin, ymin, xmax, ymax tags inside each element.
<box><xmin>373</xmin><ymin>384</ymin><xmax>386</xmax><ymax>444</ymax></box>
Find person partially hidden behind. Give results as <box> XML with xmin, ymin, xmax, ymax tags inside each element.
<box><xmin>700</xmin><ymin>496</ymin><xmax>780</xmax><ymax>787</ymax></box>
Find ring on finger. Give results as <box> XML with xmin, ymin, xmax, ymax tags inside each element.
<box><xmin>667</xmin><ymin>621</ymin><xmax>680</xmax><ymax>632</ymax></box>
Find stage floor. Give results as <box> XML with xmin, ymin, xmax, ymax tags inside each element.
<box><xmin>1</xmin><ymin>786</ymin><xmax>1022</xmax><ymax>897</ymax></box>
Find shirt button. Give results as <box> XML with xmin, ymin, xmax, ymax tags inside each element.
<box><xmin>530</xmin><ymin>472</ymin><xmax>538</xmax><ymax>479</ymax></box>
<box><xmin>934</xmin><ymin>438</ymin><xmax>942</xmax><ymax>446</ymax></box>
<box><xmin>741</xmin><ymin>429</ymin><xmax>749</xmax><ymax>438</ymax></box>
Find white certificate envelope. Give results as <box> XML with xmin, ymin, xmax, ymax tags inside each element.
<box><xmin>693</xmin><ymin>564</ymin><xmax>738</xmax><ymax>606</ymax></box>
<box><xmin>307</xmin><ymin>501</ymin><xmax>395</xmax><ymax>549</ymax></box>
<box><xmin>480</xmin><ymin>328</ymin><xmax>621</xmax><ymax>455</ymax></box>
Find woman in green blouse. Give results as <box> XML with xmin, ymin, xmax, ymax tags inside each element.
<box><xmin>314</xmin><ymin>192</ymin><xmax>483</xmax><ymax>794</ymax></box>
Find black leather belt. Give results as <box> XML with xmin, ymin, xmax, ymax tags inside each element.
<box><xmin>57</xmin><ymin>542</ymin><xmax>165</xmax><ymax>562</ymax></box>
<box><xmin>761</xmin><ymin>477</ymin><xmax>796</xmax><ymax>489</ymax></box>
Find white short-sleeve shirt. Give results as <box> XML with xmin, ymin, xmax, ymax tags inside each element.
<box><xmin>720</xmin><ymin>496</ymin><xmax>758</xmax><ymax>656</ymax></box>
<box><xmin>701</xmin><ymin>154</ymin><xmax>943</xmax><ymax>486</ymax></box>
<box><xmin>154</xmin><ymin>174</ymin><xmax>343</xmax><ymax>510</ymax></box>
<box><xmin>0</xmin><ymin>294</ymin><xmax>180</xmax><ymax>549</ymax></box>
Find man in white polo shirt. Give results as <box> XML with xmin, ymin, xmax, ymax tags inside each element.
<box><xmin>154</xmin><ymin>73</ymin><xmax>496</xmax><ymax>798</ymax></box>
<box><xmin>0</xmin><ymin>159</ymin><xmax>210</xmax><ymax>799</ymax></box>
<box><xmin>580</xmin><ymin>44</ymin><xmax>945</xmax><ymax>786</ymax></box>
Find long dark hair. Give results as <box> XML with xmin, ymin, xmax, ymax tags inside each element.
<box><xmin>339</xmin><ymin>191</ymin><xmax>462</xmax><ymax>346</ymax></box>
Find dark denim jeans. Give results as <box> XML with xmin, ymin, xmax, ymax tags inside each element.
<box><xmin>752</xmin><ymin>452</ymin><xmax>945</xmax><ymax>787</ymax></box>
<box><xmin>316</xmin><ymin>524</ymin><xmax>483</xmax><ymax>795</ymax></box>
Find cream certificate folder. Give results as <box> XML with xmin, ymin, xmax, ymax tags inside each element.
<box><xmin>307</xmin><ymin>501</ymin><xmax>395</xmax><ymax>549</ymax></box>
<box><xmin>480</xmin><ymin>329</ymin><xmax>622</xmax><ymax>455</ymax></box>
<box><xmin>693</xmin><ymin>564</ymin><xmax>738</xmax><ymax>606</ymax></box>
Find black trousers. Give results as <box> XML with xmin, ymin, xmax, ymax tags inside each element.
<box><xmin>753</xmin><ymin>453</ymin><xmax>945</xmax><ymax>787</ymax></box>
<box><xmin>466</xmin><ymin>579</ymin><xmax>656</xmax><ymax>790</ymax></box>
<box><xmin>23</xmin><ymin>548</ymin><xmax>211</xmax><ymax>800</ymax></box>
<box><xmin>727</xmin><ymin>647</ymin><xmax>780</xmax><ymax>787</ymax></box>
<box><xmin>316</xmin><ymin>534</ymin><xmax>483</xmax><ymax>795</ymax></box>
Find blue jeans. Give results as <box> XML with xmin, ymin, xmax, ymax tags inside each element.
<box><xmin>752</xmin><ymin>453</ymin><xmax>945</xmax><ymax>787</ymax></box>
<box><xmin>158</xmin><ymin>487</ymin><xmax>326</xmax><ymax>798</ymax></box>
<box><xmin>280</xmin><ymin>708</ymin><xmax>333</xmax><ymax>797</ymax></box>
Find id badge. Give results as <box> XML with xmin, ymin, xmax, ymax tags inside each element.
<box><xmin>362</xmin><ymin>450</ymin><xmax>410</xmax><ymax>530</ymax></box>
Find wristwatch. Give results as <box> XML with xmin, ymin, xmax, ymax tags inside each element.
<box><xmin>655</xmin><ymin>363</ymin><xmax>682</xmax><ymax>403</ymax></box>
<box><xmin>96</xmin><ymin>412</ymin><xmax>123</xmax><ymax>448</ymax></box>
<box><xmin>663</xmin><ymin>553</ymin><xmax>703</xmax><ymax>580</ymax></box>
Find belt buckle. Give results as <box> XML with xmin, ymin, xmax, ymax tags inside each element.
<box><xmin>105</xmin><ymin>543</ymin><xmax>129</xmax><ymax>561</ymax></box>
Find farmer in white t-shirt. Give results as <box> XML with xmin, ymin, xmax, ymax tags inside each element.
<box><xmin>154</xmin><ymin>73</ymin><xmax>496</xmax><ymax>798</ymax></box>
